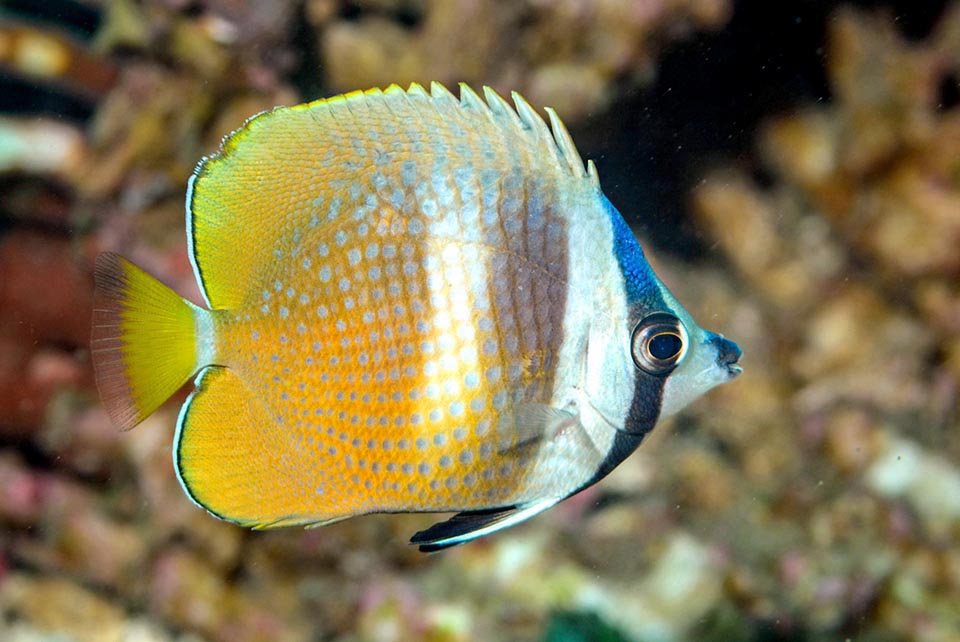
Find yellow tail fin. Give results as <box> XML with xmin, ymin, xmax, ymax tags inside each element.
<box><xmin>92</xmin><ymin>253</ymin><xmax>208</xmax><ymax>431</ymax></box>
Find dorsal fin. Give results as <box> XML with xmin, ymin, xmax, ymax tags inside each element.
<box><xmin>545</xmin><ymin>107</ymin><xmax>587</xmax><ymax>179</ymax></box>
<box><xmin>186</xmin><ymin>83</ymin><xmax>594</xmax><ymax>309</ymax></box>
<box><xmin>457</xmin><ymin>83</ymin><xmax>487</xmax><ymax>111</ymax></box>
<box><xmin>482</xmin><ymin>86</ymin><xmax>525</xmax><ymax>134</ymax></box>
<box><xmin>429</xmin><ymin>81</ymin><xmax>459</xmax><ymax>109</ymax></box>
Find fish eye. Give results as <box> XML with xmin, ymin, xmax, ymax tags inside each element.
<box><xmin>631</xmin><ymin>312</ymin><xmax>688</xmax><ymax>376</ymax></box>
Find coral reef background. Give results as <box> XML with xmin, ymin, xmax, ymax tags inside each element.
<box><xmin>0</xmin><ymin>1</ymin><xmax>958</xmax><ymax>641</ymax></box>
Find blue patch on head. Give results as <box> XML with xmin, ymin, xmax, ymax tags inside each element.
<box><xmin>602</xmin><ymin>196</ymin><xmax>661</xmax><ymax>305</ymax></box>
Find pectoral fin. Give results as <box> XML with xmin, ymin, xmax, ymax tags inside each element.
<box><xmin>410</xmin><ymin>497</ymin><xmax>561</xmax><ymax>552</ymax></box>
<box><xmin>497</xmin><ymin>402</ymin><xmax>579</xmax><ymax>455</ymax></box>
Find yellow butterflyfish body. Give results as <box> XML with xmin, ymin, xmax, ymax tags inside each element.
<box><xmin>91</xmin><ymin>83</ymin><xmax>742</xmax><ymax>551</ymax></box>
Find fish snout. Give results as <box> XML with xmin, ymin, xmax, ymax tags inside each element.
<box><xmin>708</xmin><ymin>333</ymin><xmax>743</xmax><ymax>378</ymax></box>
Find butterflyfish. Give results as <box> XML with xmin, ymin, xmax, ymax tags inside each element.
<box><xmin>91</xmin><ymin>83</ymin><xmax>742</xmax><ymax>552</ymax></box>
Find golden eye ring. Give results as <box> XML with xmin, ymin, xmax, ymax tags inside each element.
<box><xmin>631</xmin><ymin>312</ymin><xmax>688</xmax><ymax>376</ymax></box>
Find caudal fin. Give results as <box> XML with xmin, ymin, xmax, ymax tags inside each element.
<box><xmin>91</xmin><ymin>252</ymin><xmax>205</xmax><ymax>431</ymax></box>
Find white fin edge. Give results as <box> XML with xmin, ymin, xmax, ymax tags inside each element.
<box><xmin>420</xmin><ymin>497</ymin><xmax>562</xmax><ymax>550</ymax></box>
<box><xmin>173</xmin><ymin>367</ymin><xmax>214</xmax><ymax>513</ymax></box>
<box><xmin>184</xmin><ymin>171</ymin><xmax>213</xmax><ymax>308</ymax></box>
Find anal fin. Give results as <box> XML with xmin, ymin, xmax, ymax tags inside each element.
<box><xmin>175</xmin><ymin>366</ymin><xmax>348</xmax><ymax>529</ymax></box>
<box><xmin>410</xmin><ymin>497</ymin><xmax>561</xmax><ymax>552</ymax></box>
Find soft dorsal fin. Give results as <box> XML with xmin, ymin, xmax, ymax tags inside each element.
<box><xmin>185</xmin><ymin>83</ymin><xmax>593</xmax><ymax>310</ymax></box>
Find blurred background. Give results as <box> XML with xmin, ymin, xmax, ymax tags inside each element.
<box><xmin>1</xmin><ymin>0</ymin><xmax>958</xmax><ymax>640</ymax></box>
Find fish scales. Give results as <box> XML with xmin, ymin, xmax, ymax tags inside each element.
<box><xmin>91</xmin><ymin>83</ymin><xmax>742</xmax><ymax>549</ymax></box>
<box><xmin>191</xmin><ymin>87</ymin><xmax>590</xmax><ymax>521</ymax></box>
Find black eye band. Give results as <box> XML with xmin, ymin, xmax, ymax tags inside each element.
<box><xmin>631</xmin><ymin>312</ymin><xmax>688</xmax><ymax>376</ymax></box>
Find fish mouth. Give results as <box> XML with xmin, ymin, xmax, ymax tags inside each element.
<box><xmin>709</xmin><ymin>334</ymin><xmax>743</xmax><ymax>379</ymax></box>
